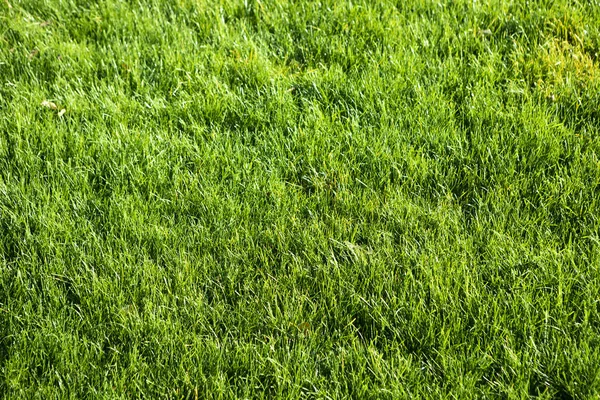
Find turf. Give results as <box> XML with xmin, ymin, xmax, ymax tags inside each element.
<box><xmin>1</xmin><ymin>0</ymin><xmax>600</xmax><ymax>398</ymax></box>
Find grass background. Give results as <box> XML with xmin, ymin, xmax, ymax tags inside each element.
<box><xmin>1</xmin><ymin>0</ymin><xmax>600</xmax><ymax>398</ymax></box>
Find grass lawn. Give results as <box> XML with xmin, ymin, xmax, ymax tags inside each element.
<box><xmin>2</xmin><ymin>0</ymin><xmax>600</xmax><ymax>398</ymax></box>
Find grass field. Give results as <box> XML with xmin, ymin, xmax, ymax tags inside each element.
<box><xmin>1</xmin><ymin>0</ymin><xmax>600</xmax><ymax>398</ymax></box>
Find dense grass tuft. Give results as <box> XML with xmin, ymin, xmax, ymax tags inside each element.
<box><xmin>1</xmin><ymin>0</ymin><xmax>600</xmax><ymax>398</ymax></box>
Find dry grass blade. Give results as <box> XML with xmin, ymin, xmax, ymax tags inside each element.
<box><xmin>41</xmin><ymin>100</ymin><xmax>58</xmax><ymax>110</ymax></box>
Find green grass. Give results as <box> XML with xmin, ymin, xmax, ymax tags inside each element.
<box><xmin>1</xmin><ymin>0</ymin><xmax>600</xmax><ymax>398</ymax></box>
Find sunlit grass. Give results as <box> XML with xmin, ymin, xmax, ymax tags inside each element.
<box><xmin>1</xmin><ymin>0</ymin><xmax>600</xmax><ymax>398</ymax></box>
